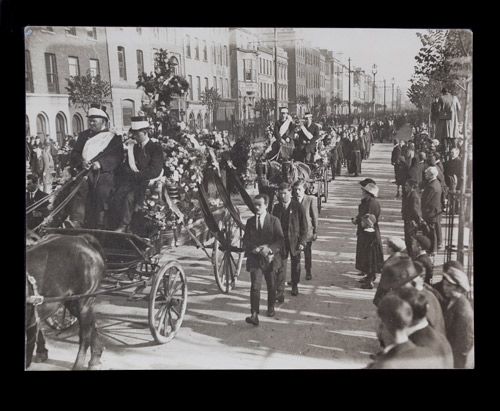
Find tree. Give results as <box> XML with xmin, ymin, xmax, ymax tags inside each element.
<box><xmin>200</xmin><ymin>87</ymin><xmax>222</xmax><ymax>130</ymax></box>
<box><xmin>254</xmin><ymin>97</ymin><xmax>274</xmax><ymax>121</ymax></box>
<box><xmin>408</xmin><ymin>29</ymin><xmax>472</xmax><ymax>112</ymax></box>
<box><xmin>65</xmin><ymin>74</ymin><xmax>111</xmax><ymax>113</ymax></box>
<box><xmin>136</xmin><ymin>48</ymin><xmax>190</xmax><ymax>138</ymax></box>
<box><xmin>296</xmin><ymin>94</ymin><xmax>310</xmax><ymax>115</ymax></box>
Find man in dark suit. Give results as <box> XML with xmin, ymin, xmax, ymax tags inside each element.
<box><xmin>367</xmin><ymin>294</ymin><xmax>444</xmax><ymax>369</ymax></box>
<box><xmin>402</xmin><ymin>179</ymin><xmax>424</xmax><ymax>258</ymax></box>
<box><xmin>297</xmin><ymin>113</ymin><xmax>320</xmax><ymax>163</ymax></box>
<box><xmin>26</xmin><ymin>174</ymin><xmax>49</xmax><ymax>230</ymax></box>
<box><xmin>395</xmin><ymin>287</ymin><xmax>454</xmax><ymax>368</ymax></box>
<box><xmin>68</xmin><ymin>104</ymin><xmax>124</xmax><ymax>229</ymax></box>
<box><xmin>293</xmin><ymin>179</ymin><xmax>318</xmax><ymax>281</ymax></box>
<box><xmin>421</xmin><ymin>166</ymin><xmax>443</xmax><ymax>255</ymax></box>
<box><xmin>272</xmin><ymin>182</ymin><xmax>308</xmax><ymax>298</ymax></box>
<box><xmin>113</xmin><ymin>117</ymin><xmax>164</xmax><ymax>233</ymax></box>
<box><xmin>243</xmin><ymin>194</ymin><xmax>285</xmax><ymax>326</ymax></box>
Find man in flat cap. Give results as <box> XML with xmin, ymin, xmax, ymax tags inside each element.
<box><xmin>297</xmin><ymin>112</ymin><xmax>320</xmax><ymax>163</ymax></box>
<box><xmin>113</xmin><ymin>117</ymin><xmax>164</xmax><ymax>233</ymax></box>
<box><xmin>273</xmin><ymin>108</ymin><xmax>296</xmax><ymax>161</ymax></box>
<box><xmin>68</xmin><ymin>104</ymin><xmax>124</xmax><ymax>229</ymax></box>
<box><xmin>440</xmin><ymin>261</ymin><xmax>474</xmax><ymax>368</ymax></box>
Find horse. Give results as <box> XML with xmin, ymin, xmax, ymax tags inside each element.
<box><xmin>26</xmin><ymin>232</ymin><xmax>106</xmax><ymax>370</ymax></box>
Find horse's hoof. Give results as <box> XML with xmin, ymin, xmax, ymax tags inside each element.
<box><xmin>34</xmin><ymin>350</ymin><xmax>48</xmax><ymax>363</ymax></box>
<box><xmin>88</xmin><ymin>363</ymin><xmax>102</xmax><ymax>371</ymax></box>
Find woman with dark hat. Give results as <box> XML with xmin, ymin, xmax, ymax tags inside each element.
<box><xmin>351</xmin><ymin>181</ymin><xmax>384</xmax><ymax>289</ymax></box>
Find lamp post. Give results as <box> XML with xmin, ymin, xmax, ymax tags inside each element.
<box><xmin>372</xmin><ymin>64</ymin><xmax>377</xmax><ymax>118</ymax></box>
<box><xmin>391</xmin><ymin>77</ymin><xmax>395</xmax><ymax>114</ymax></box>
<box><xmin>383</xmin><ymin>79</ymin><xmax>386</xmax><ymax>116</ymax></box>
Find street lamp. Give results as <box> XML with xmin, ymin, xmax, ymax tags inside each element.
<box><xmin>391</xmin><ymin>77</ymin><xmax>395</xmax><ymax>114</ymax></box>
<box><xmin>372</xmin><ymin>64</ymin><xmax>377</xmax><ymax>118</ymax></box>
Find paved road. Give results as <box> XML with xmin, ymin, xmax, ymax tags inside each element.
<box><xmin>29</xmin><ymin>124</ymin><xmax>439</xmax><ymax>370</ymax></box>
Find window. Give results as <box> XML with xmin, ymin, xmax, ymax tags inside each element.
<box><xmin>223</xmin><ymin>45</ymin><xmax>228</xmax><ymax>66</ymax></box>
<box><xmin>117</xmin><ymin>46</ymin><xmax>127</xmax><ymax>80</ymax></box>
<box><xmin>87</xmin><ymin>27</ymin><xmax>97</xmax><ymax>39</ymax></box>
<box><xmin>218</xmin><ymin>44</ymin><xmax>222</xmax><ymax>65</ymax></box>
<box><xmin>55</xmin><ymin>113</ymin><xmax>67</xmax><ymax>146</ymax></box>
<box><xmin>244</xmin><ymin>59</ymin><xmax>256</xmax><ymax>82</ymax></box>
<box><xmin>225</xmin><ymin>79</ymin><xmax>229</xmax><ymax>98</ymax></box>
<box><xmin>213</xmin><ymin>76</ymin><xmax>217</xmax><ymax>90</ymax></box>
<box><xmin>136</xmin><ymin>50</ymin><xmax>144</xmax><ymax>77</ymax></box>
<box><xmin>122</xmin><ymin>100</ymin><xmax>135</xmax><ymax>128</ymax></box>
<box><xmin>219</xmin><ymin>77</ymin><xmax>223</xmax><ymax>97</ymax></box>
<box><xmin>26</xmin><ymin>115</ymin><xmax>30</xmax><ymax>138</ymax></box>
<box><xmin>196</xmin><ymin>76</ymin><xmax>201</xmax><ymax>100</ymax></box>
<box><xmin>188</xmin><ymin>75</ymin><xmax>193</xmax><ymax>100</ymax></box>
<box><xmin>89</xmin><ymin>59</ymin><xmax>100</xmax><ymax>77</ymax></box>
<box><xmin>25</xmin><ymin>50</ymin><xmax>34</xmax><ymax>93</ymax></box>
<box><xmin>45</xmin><ymin>53</ymin><xmax>59</xmax><ymax>93</ymax></box>
<box><xmin>202</xmin><ymin>40</ymin><xmax>207</xmax><ymax>61</ymax></box>
<box><xmin>136</xmin><ymin>27</ymin><xmax>142</xmax><ymax>34</ymax></box>
<box><xmin>194</xmin><ymin>37</ymin><xmax>199</xmax><ymax>59</ymax></box>
<box><xmin>68</xmin><ymin>56</ymin><xmax>80</xmax><ymax>77</ymax></box>
<box><xmin>36</xmin><ymin>114</ymin><xmax>48</xmax><ymax>141</ymax></box>
<box><xmin>212</xmin><ymin>42</ymin><xmax>216</xmax><ymax>63</ymax></box>
<box><xmin>189</xmin><ymin>113</ymin><xmax>195</xmax><ymax>130</ymax></box>
<box><xmin>196</xmin><ymin>113</ymin><xmax>202</xmax><ymax>129</ymax></box>
<box><xmin>72</xmin><ymin>114</ymin><xmax>84</xmax><ymax>135</ymax></box>
<box><xmin>204</xmin><ymin>77</ymin><xmax>209</xmax><ymax>92</ymax></box>
<box><xmin>185</xmin><ymin>35</ymin><xmax>191</xmax><ymax>58</ymax></box>
<box><xmin>65</xmin><ymin>27</ymin><xmax>76</xmax><ymax>36</ymax></box>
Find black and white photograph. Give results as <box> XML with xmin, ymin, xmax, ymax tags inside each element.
<box><xmin>24</xmin><ymin>26</ymin><xmax>473</xmax><ymax>370</ymax></box>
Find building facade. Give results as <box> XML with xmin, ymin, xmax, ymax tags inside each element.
<box><xmin>25</xmin><ymin>26</ymin><xmax>111</xmax><ymax>144</ymax></box>
<box><xmin>105</xmin><ymin>27</ymin><xmax>185</xmax><ymax>134</ymax></box>
<box><xmin>229</xmin><ymin>28</ymin><xmax>260</xmax><ymax>124</ymax></box>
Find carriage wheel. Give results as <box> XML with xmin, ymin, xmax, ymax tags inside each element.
<box><xmin>148</xmin><ymin>261</ymin><xmax>187</xmax><ymax>344</ymax></box>
<box><xmin>323</xmin><ymin>168</ymin><xmax>329</xmax><ymax>202</ymax></box>
<box><xmin>213</xmin><ymin>210</ymin><xmax>244</xmax><ymax>293</ymax></box>
<box><xmin>45</xmin><ymin>305</ymin><xmax>78</xmax><ymax>331</ymax></box>
<box><xmin>316</xmin><ymin>182</ymin><xmax>322</xmax><ymax>214</ymax></box>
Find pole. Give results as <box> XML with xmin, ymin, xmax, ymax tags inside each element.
<box><xmin>372</xmin><ymin>74</ymin><xmax>376</xmax><ymax>118</ymax></box>
<box><xmin>392</xmin><ymin>83</ymin><xmax>394</xmax><ymax>114</ymax></box>
<box><xmin>457</xmin><ymin>78</ymin><xmax>470</xmax><ymax>264</ymax></box>
<box><xmin>348</xmin><ymin>58</ymin><xmax>351</xmax><ymax>121</ymax></box>
<box><xmin>383</xmin><ymin>79</ymin><xmax>386</xmax><ymax>116</ymax></box>
<box><xmin>274</xmin><ymin>27</ymin><xmax>279</xmax><ymax>121</ymax></box>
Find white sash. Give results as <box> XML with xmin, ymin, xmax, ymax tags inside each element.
<box><xmin>301</xmin><ymin>124</ymin><xmax>314</xmax><ymax>140</ymax></box>
<box><xmin>82</xmin><ymin>131</ymin><xmax>116</xmax><ymax>162</ymax></box>
<box><xmin>127</xmin><ymin>140</ymin><xmax>140</xmax><ymax>173</ymax></box>
<box><xmin>279</xmin><ymin>117</ymin><xmax>292</xmax><ymax>137</ymax></box>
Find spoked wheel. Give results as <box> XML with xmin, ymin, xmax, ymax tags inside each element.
<box><xmin>45</xmin><ymin>304</ymin><xmax>78</xmax><ymax>331</ymax></box>
<box><xmin>213</xmin><ymin>210</ymin><xmax>244</xmax><ymax>293</ymax></box>
<box><xmin>148</xmin><ymin>261</ymin><xmax>188</xmax><ymax>344</ymax></box>
<box><xmin>323</xmin><ymin>168</ymin><xmax>329</xmax><ymax>202</ymax></box>
<box><xmin>316</xmin><ymin>182</ymin><xmax>322</xmax><ymax>214</ymax></box>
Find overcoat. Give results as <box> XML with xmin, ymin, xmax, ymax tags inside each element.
<box><xmin>272</xmin><ymin>199</ymin><xmax>308</xmax><ymax>257</ymax></box>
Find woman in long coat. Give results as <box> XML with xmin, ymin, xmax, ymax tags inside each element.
<box><xmin>349</xmin><ymin>134</ymin><xmax>363</xmax><ymax>176</ymax></box>
<box><xmin>352</xmin><ymin>182</ymin><xmax>384</xmax><ymax>289</ymax></box>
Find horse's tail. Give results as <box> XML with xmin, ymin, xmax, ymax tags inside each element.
<box><xmin>78</xmin><ymin>234</ymin><xmax>106</xmax><ymax>263</ymax></box>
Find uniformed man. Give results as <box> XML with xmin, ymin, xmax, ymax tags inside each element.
<box><xmin>272</xmin><ymin>107</ymin><xmax>295</xmax><ymax>161</ymax></box>
<box><xmin>113</xmin><ymin>117</ymin><xmax>164</xmax><ymax>233</ymax></box>
<box><xmin>67</xmin><ymin>104</ymin><xmax>124</xmax><ymax>229</ymax></box>
<box><xmin>297</xmin><ymin>112</ymin><xmax>320</xmax><ymax>163</ymax></box>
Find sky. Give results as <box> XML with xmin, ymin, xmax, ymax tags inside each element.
<box><xmin>299</xmin><ymin>28</ymin><xmax>427</xmax><ymax>96</ymax></box>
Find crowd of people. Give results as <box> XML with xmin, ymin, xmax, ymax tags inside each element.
<box><xmin>26</xmin><ymin>101</ymin><xmax>472</xmax><ymax>369</ymax></box>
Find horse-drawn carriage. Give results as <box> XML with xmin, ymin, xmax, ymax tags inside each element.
<box><xmin>255</xmin><ymin>125</ymin><xmax>330</xmax><ymax>214</ymax></box>
<box><xmin>26</xmin><ymin>159</ymin><xmax>252</xmax><ymax>369</ymax></box>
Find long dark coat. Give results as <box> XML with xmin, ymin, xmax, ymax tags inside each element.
<box><xmin>354</xmin><ymin>196</ymin><xmax>384</xmax><ymax>274</ymax></box>
<box><xmin>444</xmin><ymin>295</ymin><xmax>474</xmax><ymax>368</ymax></box>
<box><xmin>272</xmin><ymin>199</ymin><xmax>308</xmax><ymax>257</ymax></box>
<box><xmin>349</xmin><ymin>139</ymin><xmax>362</xmax><ymax>174</ymax></box>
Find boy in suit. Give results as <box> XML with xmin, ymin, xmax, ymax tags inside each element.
<box><xmin>243</xmin><ymin>194</ymin><xmax>285</xmax><ymax>326</ymax></box>
<box><xmin>293</xmin><ymin>179</ymin><xmax>318</xmax><ymax>280</ymax></box>
<box><xmin>272</xmin><ymin>182</ymin><xmax>308</xmax><ymax>298</ymax></box>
